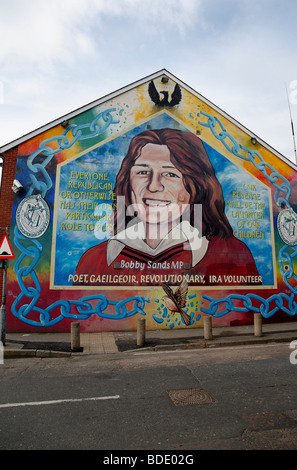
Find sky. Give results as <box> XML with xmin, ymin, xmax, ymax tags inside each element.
<box><xmin>0</xmin><ymin>0</ymin><xmax>297</xmax><ymax>164</ymax></box>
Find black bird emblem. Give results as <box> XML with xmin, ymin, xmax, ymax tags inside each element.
<box><xmin>161</xmin><ymin>279</ymin><xmax>191</xmax><ymax>326</ymax></box>
<box><xmin>148</xmin><ymin>80</ymin><xmax>182</xmax><ymax>107</ymax></box>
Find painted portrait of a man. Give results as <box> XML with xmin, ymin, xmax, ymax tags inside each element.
<box><xmin>73</xmin><ymin>128</ymin><xmax>261</xmax><ymax>287</ymax></box>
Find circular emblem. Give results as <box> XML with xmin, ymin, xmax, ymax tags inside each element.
<box><xmin>16</xmin><ymin>195</ymin><xmax>50</xmax><ymax>239</ymax></box>
<box><xmin>277</xmin><ymin>208</ymin><xmax>297</xmax><ymax>246</ymax></box>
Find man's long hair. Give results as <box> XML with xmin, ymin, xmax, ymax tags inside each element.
<box><xmin>113</xmin><ymin>128</ymin><xmax>233</xmax><ymax>240</ymax></box>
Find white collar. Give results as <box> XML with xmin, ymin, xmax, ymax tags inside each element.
<box><xmin>106</xmin><ymin>221</ymin><xmax>208</xmax><ymax>267</ymax></box>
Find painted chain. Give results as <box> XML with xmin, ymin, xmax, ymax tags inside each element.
<box><xmin>198</xmin><ymin>111</ymin><xmax>291</xmax><ymax>208</ymax></box>
<box><xmin>27</xmin><ymin>109</ymin><xmax>120</xmax><ymax>198</ymax></box>
<box><xmin>12</xmin><ymin>224</ymin><xmax>149</xmax><ymax>326</ymax></box>
<box><xmin>201</xmin><ymin>292</ymin><xmax>297</xmax><ymax>318</ymax></box>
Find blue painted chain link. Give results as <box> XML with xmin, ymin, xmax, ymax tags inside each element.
<box><xmin>11</xmin><ymin>106</ymin><xmax>297</xmax><ymax>325</ymax></box>
<box><xmin>201</xmin><ymin>292</ymin><xmax>297</xmax><ymax>318</ymax></box>
<box><xmin>12</xmin><ymin>225</ymin><xmax>149</xmax><ymax>326</ymax></box>
<box><xmin>198</xmin><ymin>110</ymin><xmax>297</xmax><ymax>317</ymax></box>
<box><xmin>198</xmin><ymin>111</ymin><xmax>291</xmax><ymax>208</ymax></box>
<box><xmin>27</xmin><ymin>109</ymin><xmax>120</xmax><ymax>198</ymax></box>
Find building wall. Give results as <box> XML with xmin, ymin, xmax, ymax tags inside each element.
<box><xmin>3</xmin><ymin>75</ymin><xmax>297</xmax><ymax>332</ymax></box>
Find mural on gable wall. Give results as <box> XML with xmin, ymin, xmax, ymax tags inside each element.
<box><xmin>5</xmin><ymin>73</ymin><xmax>297</xmax><ymax>332</ymax></box>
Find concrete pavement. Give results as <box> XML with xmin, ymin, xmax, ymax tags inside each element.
<box><xmin>2</xmin><ymin>320</ymin><xmax>297</xmax><ymax>358</ymax></box>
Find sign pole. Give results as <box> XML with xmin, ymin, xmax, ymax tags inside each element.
<box><xmin>0</xmin><ymin>227</ymin><xmax>10</xmax><ymax>346</ymax></box>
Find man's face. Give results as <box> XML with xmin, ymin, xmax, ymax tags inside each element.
<box><xmin>130</xmin><ymin>143</ymin><xmax>190</xmax><ymax>226</ymax></box>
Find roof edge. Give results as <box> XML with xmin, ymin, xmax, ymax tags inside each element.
<box><xmin>0</xmin><ymin>68</ymin><xmax>296</xmax><ymax>170</ymax></box>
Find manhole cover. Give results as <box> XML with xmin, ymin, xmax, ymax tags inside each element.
<box><xmin>166</xmin><ymin>388</ymin><xmax>217</xmax><ymax>406</ymax></box>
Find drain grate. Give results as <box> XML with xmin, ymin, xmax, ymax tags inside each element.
<box><xmin>166</xmin><ymin>388</ymin><xmax>217</xmax><ymax>406</ymax></box>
